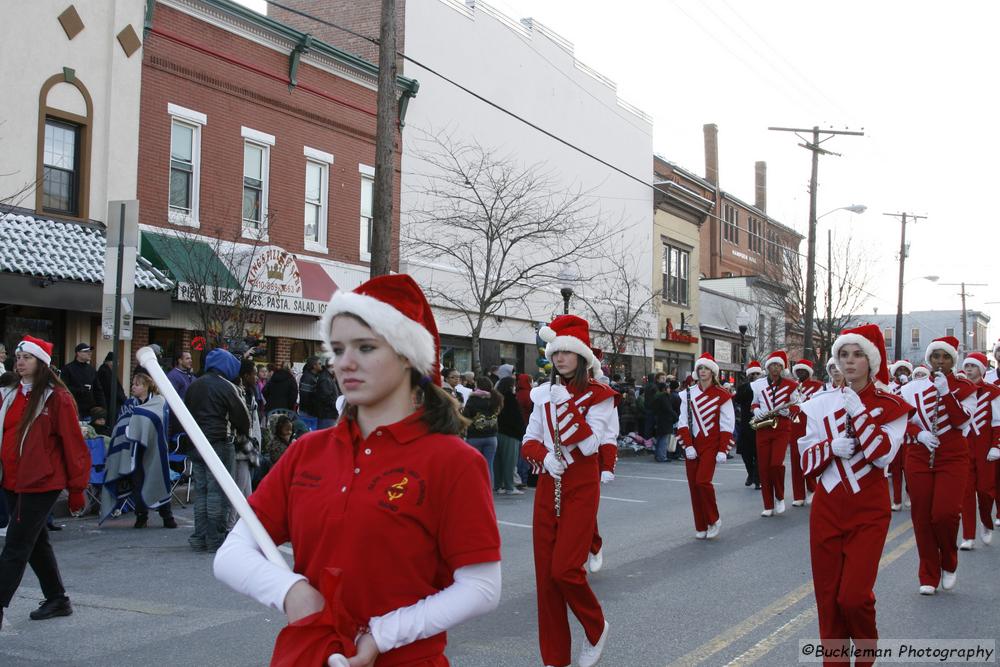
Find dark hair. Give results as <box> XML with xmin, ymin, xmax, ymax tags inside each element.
<box><xmin>17</xmin><ymin>363</ymin><xmax>68</xmax><ymax>444</ymax></box>
<box><xmin>414</xmin><ymin>370</ymin><xmax>471</xmax><ymax>434</ymax></box>
<box><xmin>474</xmin><ymin>375</ymin><xmax>503</xmax><ymax>414</ymax></box>
<box><xmin>549</xmin><ymin>353</ymin><xmax>590</xmax><ymax>393</ymax></box>
<box><xmin>496</xmin><ymin>376</ymin><xmax>516</xmax><ymax>396</ymax></box>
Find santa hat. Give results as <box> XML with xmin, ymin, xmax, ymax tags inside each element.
<box><xmin>825</xmin><ymin>357</ymin><xmax>837</xmax><ymax>371</ymax></box>
<box><xmin>763</xmin><ymin>350</ymin><xmax>788</xmax><ymax>370</ymax></box>
<box><xmin>924</xmin><ymin>336</ymin><xmax>960</xmax><ymax>366</ymax></box>
<box><xmin>963</xmin><ymin>352</ymin><xmax>989</xmax><ymax>374</ymax></box>
<box><xmin>745</xmin><ymin>360</ymin><xmax>763</xmax><ymax>376</ymax></box>
<box><xmin>319</xmin><ymin>274</ymin><xmax>442</xmax><ymax>386</ymax></box>
<box><xmin>831</xmin><ymin>323</ymin><xmax>890</xmax><ymax>385</ymax></box>
<box><xmin>15</xmin><ymin>335</ymin><xmax>53</xmax><ymax>366</ymax></box>
<box><xmin>539</xmin><ymin>315</ymin><xmax>602</xmax><ymax>379</ymax></box>
<box><xmin>888</xmin><ymin>359</ymin><xmax>913</xmax><ymax>375</ymax></box>
<box><xmin>792</xmin><ymin>359</ymin><xmax>814</xmax><ymax>377</ymax></box>
<box><xmin>694</xmin><ymin>352</ymin><xmax>719</xmax><ymax>377</ymax></box>
<box><xmin>912</xmin><ymin>364</ymin><xmax>931</xmax><ymax>379</ymax></box>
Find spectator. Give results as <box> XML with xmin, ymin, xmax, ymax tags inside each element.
<box><xmin>515</xmin><ymin>373</ymin><xmax>534</xmax><ymax>424</ymax></box>
<box><xmin>166</xmin><ymin>351</ymin><xmax>195</xmax><ymax>437</ymax></box>
<box><xmin>61</xmin><ymin>343</ymin><xmax>105</xmax><ymax>419</ymax></box>
<box><xmin>494</xmin><ymin>376</ymin><xmax>525</xmax><ymax>495</ymax></box>
<box><xmin>101</xmin><ymin>370</ymin><xmax>176</xmax><ymax>529</ymax></box>
<box><xmin>442</xmin><ymin>368</ymin><xmax>463</xmax><ymax>402</ymax></box>
<box><xmin>96</xmin><ymin>352</ymin><xmax>126</xmax><ymax>418</ymax></box>
<box><xmin>184</xmin><ymin>348</ymin><xmax>250</xmax><ymax>553</ymax></box>
<box><xmin>456</xmin><ymin>371</ymin><xmax>475</xmax><ymax>405</ymax></box>
<box><xmin>618</xmin><ymin>386</ymin><xmax>638</xmax><ymax>435</ymax></box>
<box><xmin>256</xmin><ymin>366</ymin><xmax>269</xmax><ymax>395</ymax></box>
<box><xmin>262</xmin><ymin>365</ymin><xmax>298</xmax><ymax>411</ymax></box>
<box><xmin>462</xmin><ymin>376</ymin><xmax>502</xmax><ymax>487</ymax></box>
<box><xmin>297</xmin><ymin>356</ymin><xmax>322</xmax><ymax>419</ymax></box>
<box><xmin>313</xmin><ymin>358</ymin><xmax>340</xmax><ymax>429</ymax></box>
<box><xmin>0</xmin><ymin>344</ymin><xmax>7</xmax><ymax>371</ymax></box>
<box><xmin>652</xmin><ymin>382</ymin><xmax>679</xmax><ymax>462</ymax></box>
<box><xmin>496</xmin><ymin>363</ymin><xmax>514</xmax><ymax>383</ymax></box>
<box><xmin>488</xmin><ymin>365</ymin><xmax>500</xmax><ymax>385</ymax></box>
<box><xmin>0</xmin><ymin>336</ymin><xmax>89</xmax><ymax>625</ymax></box>
<box><xmin>229</xmin><ymin>360</ymin><xmax>263</xmax><ymax>530</ymax></box>
<box><xmin>640</xmin><ymin>378</ymin><xmax>658</xmax><ymax>439</ymax></box>
<box><xmin>88</xmin><ymin>406</ymin><xmax>112</xmax><ymax>438</ymax></box>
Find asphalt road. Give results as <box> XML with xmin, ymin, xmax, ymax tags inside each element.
<box><xmin>2</xmin><ymin>454</ymin><xmax>998</xmax><ymax>666</ymax></box>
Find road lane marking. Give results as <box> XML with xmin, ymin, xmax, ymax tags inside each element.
<box><xmin>498</xmin><ymin>520</ymin><xmax>532</xmax><ymax>529</ymax></box>
<box><xmin>613</xmin><ymin>474</ymin><xmax>692</xmax><ymax>483</ymax></box>
<box><xmin>599</xmin><ymin>495</ymin><xmax>648</xmax><ymax>503</ymax></box>
<box><xmin>666</xmin><ymin>520</ymin><xmax>914</xmax><ymax>667</ymax></box>
<box><xmin>725</xmin><ymin>533</ymin><xmax>918</xmax><ymax>666</ymax></box>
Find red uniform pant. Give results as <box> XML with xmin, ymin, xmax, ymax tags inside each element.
<box><xmin>905</xmin><ymin>437</ymin><xmax>969</xmax><ymax>587</ymax></box>
<box><xmin>789</xmin><ymin>422</ymin><xmax>815</xmax><ymax>502</ymax></box>
<box><xmin>809</xmin><ymin>476</ymin><xmax>890</xmax><ymax>667</ymax></box>
<box><xmin>887</xmin><ymin>445</ymin><xmax>906</xmax><ymax>506</ymax></box>
<box><xmin>961</xmin><ymin>438</ymin><xmax>996</xmax><ymax>540</ymax></box>
<box><xmin>590</xmin><ymin>526</ymin><xmax>602</xmax><ymax>556</ymax></box>
<box><xmin>533</xmin><ymin>455</ymin><xmax>605</xmax><ymax>667</ymax></box>
<box><xmin>685</xmin><ymin>446</ymin><xmax>720</xmax><ymax>532</ymax></box>
<box><xmin>756</xmin><ymin>423</ymin><xmax>790</xmax><ymax>510</ymax></box>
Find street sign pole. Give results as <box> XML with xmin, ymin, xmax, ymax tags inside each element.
<box><xmin>104</xmin><ymin>200</ymin><xmax>139</xmax><ymax>420</ymax></box>
<box><xmin>109</xmin><ymin>203</ymin><xmax>126</xmax><ymax>422</ymax></box>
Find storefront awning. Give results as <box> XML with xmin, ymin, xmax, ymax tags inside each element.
<box><xmin>141</xmin><ymin>231</ymin><xmax>241</xmax><ymax>290</ymax></box>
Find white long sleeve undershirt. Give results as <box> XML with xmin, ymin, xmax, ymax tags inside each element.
<box><xmin>213</xmin><ymin>520</ymin><xmax>502</xmax><ymax>654</ymax></box>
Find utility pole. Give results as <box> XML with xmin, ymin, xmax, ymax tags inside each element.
<box><xmin>826</xmin><ymin>227</ymin><xmax>832</xmax><ymax>352</ymax></box>
<box><xmin>939</xmin><ymin>282</ymin><xmax>988</xmax><ymax>354</ymax></box>
<box><xmin>768</xmin><ymin>125</ymin><xmax>863</xmax><ymax>363</ymax></box>
<box><xmin>884</xmin><ymin>212</ymin><xmax>926</xmax><ymax>361</ymax></box>
<box><xmin>370</xmin><ymin>0</ymin><xmax>398</xmax><ymax>278</ymax></box>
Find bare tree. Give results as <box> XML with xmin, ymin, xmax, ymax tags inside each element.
<box><xmin>577</xmin><ymin>243</ymin><xmax>659</xmax><ymax>377</ymax></box>
<box><xmin>403</xmin><ymin>130</ymin><xmax>614</xmax><ymax>372</ymax></box>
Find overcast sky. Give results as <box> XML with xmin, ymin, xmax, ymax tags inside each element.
<box><xmin>246</xmin><ymin>0</ymin><xmax>1000</xmax><ymax>343</ymax></box>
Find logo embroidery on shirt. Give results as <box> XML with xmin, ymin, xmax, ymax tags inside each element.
<box><xmin>387</xmin><ymin>476</ymin><xmax>409</xmax><ymax>501</ymax></box>
<box><xmin>371</xmin><ymin>467</ymin><xmax>427</xmax><ymax>512</ymax></box>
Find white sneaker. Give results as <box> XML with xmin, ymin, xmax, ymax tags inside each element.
<box><xmin>891</xmin><ymin>503</ymin><xmax>902</xmax><ymax>512</ymax></box>
<box><xmin>905</xmin><ymin>498</ymin><xmax>912</xmax><ymax>509</ymax></box>
<box><xmin>578</xmin><ymin>620</ymin><xmax>610</xmax><ymax>667</ymax></box>
<box><xmin>495</xmin><ymin>488</ymin><xmax>508</xmax><ymax>495</ymax></box>
<box><xmin>941</xmin><ymin>570</ymin><xmax>957</xmax><ymax>590</ymax></box>
<box><xmin>805</xmin><ymin>492</ymin><xmax>814</xmax><ymax>506</ymax></box>
<box><xmin>775</xmin><ymin>499</ymin><xmax>786</xmax><ymax>515</ymax></box>
<box><xmin>706</xmin><ymin>519</ymin><xmax>721</xmax><ymax>539</ymax></box>
<box><xmin>509</xmin><ymin>488</ymin><xmax>525</xmax><ymax>495</ymax></box>
<box><xmin>981</xmin><ymin>527</ymin><xmax>993</xmax><ymax>545</ymax></box>
<box><xmin>792</xmin><ymin>500</ymin><xmax>804</xmax><ymax>507</ymax></box>
<box><xmin>761</xmin><ymin>509</ymin><xmax>773</xmax><ymax>517</ymax></box>
<box><xmin>919</xmin><ymin>585</ymin><xmax>936</xmax><ymax>595</ymax></box>
<box><xmin>959</xmin><ymin>539</ymin><xmax>974</xmax><ymax>551</ymax></box>
<box><xmin>588</xmin><ymin>548</ymin><xmax>603</xmax><ymax>573</ymax></box>
<box><xmin>694</xmin><ymin>531</ymin><xmax>707</xmax><ymax>540</ymax></box>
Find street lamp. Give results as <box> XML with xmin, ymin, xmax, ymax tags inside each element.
<box><xmin>821</xmin><ymin>205</ymin><xmax>866</xmax><ymax>359</ymax></box>
<box><xmin>736</xmin><ymin>307</ymin><xmax>752</xmax><ymax>379</ymax></box>
<box><xmin>558</xmin><ymin>269</ymin><xmax>576</xmax><ymax>315</ymax></box>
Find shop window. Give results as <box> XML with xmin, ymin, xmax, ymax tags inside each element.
<box><xmin>241</xmin><ymin>127</ymin><xmax>274</xmax><ymax>240</ymax></box>
<box><xmin>36</xmin><ymin>72</ymin><xmax>92</xmax><ymax>219</ymax></box>
<box><xmin>303</xmin><ymin>146</ymin><xmax>333</xmax><ymax>251</ymax></box>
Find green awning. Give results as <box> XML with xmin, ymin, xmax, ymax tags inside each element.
<box><xmin>140</xmin><ymin>232</ymin><xmax>241</xmax><ymax>290</ymax></box>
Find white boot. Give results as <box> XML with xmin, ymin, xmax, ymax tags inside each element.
<box><xmin>775</xmin><ymin>499</ymin><xmax>786</xmax><ymax>515</ymax></box>
<box><xmin>588</xmin><ymin>548</ymin><xmax>603</xmax><ymax>573</ymax></box>
<box><xmin>694</xmin><ymin>531</ymin><xmax>707</xmax><ymax>539</ymax></box>
<box><xmin>941</xmin><ymin>569</ymin><xmax>957</xmax><ymax>590</ymax></box>
<box><xmin>792</xmin><ymin>499</ymin><xmax>804</xmax><ymax>507</ymax></box>
<box><xmin>578</xmin><ymin>621</ymin><xmax>610</xmax><ymax>667</ymax></box>
<box><xmin>806</xmin><ymin>491</ymin><xmax>814</xmax><ymax>506</ymax></box>
<box><xmin>959</xmin><ymin>539</ymin><xmax>974</xmax><ymax>551</ymax></box>
<box><xmin>981</xmin><ymin>526</ymin><xmax>993</xmax><ymax>545</ymax></box>
<box><xmin>890</xmin><ymin>503</ymin><xmax>902</xmax><ymax>512</ymax></box>
<box><xmin>706</xmin><ymin>519</ymin><xmax>721</xmax><ymax>539</ymax></box>
<box><xmin>918</xmin><ymin>585</ymin><xmax>936</xmax><ymax>595</ymax></box>
<box><xmin>761</xmin><ymin>508</ymin><xmax>773</xmax><ymax>517</ymax></box>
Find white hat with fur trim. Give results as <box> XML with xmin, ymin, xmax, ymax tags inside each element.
<box><xmin>763</xmin><ymin>350</ymin><xmax>788</xmax><ymax>370</ymax></box>
<box><xmin>792</xmin><ymin>358</ymin><xmax>814</xmax><ymax>377</ymax></box>
<box><xmin>694</xmin><ymin>352</ymin><xmax>720</xmax><ymax>377</ymax></box>
<box><xmin>539</xmin><ymin>314</ymin><xmax>602</xmax><ymax>379</ymax></box>
<box><xmin>924</xmin><ymin>336</ymin><xmax>960</xmax><ymax>366</ymax></box>
<box><xmin>831</xmin><ymin>323</ymin><xmax>890</xmax><ymax>385</ymax></box>
<box><xmin>963</xmin><ymin>352</ymin><xmax>989</xmax><ymax>375</ymax></box>
<box><xmin>889</xmin><ymin>359</ymin><xmax>913</xmax><ymax>375</ymax></box>
<box><xmin>912</xmin><ymin>364</ymin><xmax>931</xmax><ymax>379</ymax></box>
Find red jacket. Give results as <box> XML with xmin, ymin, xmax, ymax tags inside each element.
<box><xmin>0</xmin><ymin>384</ymin><xmax>90</xmax><ymax>494</ymax></box>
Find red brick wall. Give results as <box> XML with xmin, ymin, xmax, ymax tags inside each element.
<box><xmin>138</xmin><ymin>4</ymin><xmax>400</xmax><ymax>268</ymax></box>
<box><xmin>273</xmin><ymin>336</ymin><xmax>292</xmax><ymax>367</ymax></box>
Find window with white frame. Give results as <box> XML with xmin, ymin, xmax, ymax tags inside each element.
<box><xmin>359</xmin><ymin>164</ymin><xmax>375</xmax><ymax>260</ymax></box>
<box><xmin>302</xmin><ymin>146</ymin><xmax>333</xmax><ymax>251</ymax></box>
<box><xmin>241</xmin><ymin>127</ymin><xmax>273</xmax><ymax>239</ymax></box>
<box><xmin>167</xmin><ymin>104</ymin><xmax>205</xmax><ymax>226</ymax></box>
<box><xmin>661</xmin><ymin>242</ymin><xmax>689</xmax><ymax>306</ymax></box>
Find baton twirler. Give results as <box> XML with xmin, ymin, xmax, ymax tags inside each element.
<box><xmin>136</xmin><ymin>346</ymin><xmax>288</xmax><ymax>569</ymax></box>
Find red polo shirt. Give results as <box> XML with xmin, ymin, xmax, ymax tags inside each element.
<box><xmin>249</xmin><ymin>409</ymin><xmax>501</xmax><ymax>666</ymax></box>
<box><xmin>2</xmin><ymin>389</ymin><xmax>29</xmax><ymax>491</ymax></box>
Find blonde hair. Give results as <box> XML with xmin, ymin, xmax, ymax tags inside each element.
<box><xmin>132</xmin><ymin>371</ymin><xmax>159</xmax><ymax>394</ymax></box>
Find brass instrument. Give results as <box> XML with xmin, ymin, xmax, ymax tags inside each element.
<box><xmin>750</xmin><ymin>398</ymin><xmax>801</xmax><ymax>431</ymax></box>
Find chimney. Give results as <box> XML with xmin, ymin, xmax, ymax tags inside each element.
<box><xmin>755</xmin><ymin>161</ymin><xmax>767</xmax><ymax>212</ymax></box>
<box><xmin>703</xmin><ymin>123</ymin><xmax>719</xmax><ymax>186</ymax></box>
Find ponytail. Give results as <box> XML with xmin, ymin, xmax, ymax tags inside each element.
<box><xmin>415</xmin><ymin>370</ymin><xmax>471</xmax><ymax>435</ymax></box>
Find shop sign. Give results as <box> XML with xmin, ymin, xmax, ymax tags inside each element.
<box><xmin>665</xmin><ymin>318</ymin><xmax>698</xmax><ymax>344</ymax></box>
<box><xmin>247</xmin><ymin>247</ymin><xmax>303</xmax><ymax>297</ymax></box>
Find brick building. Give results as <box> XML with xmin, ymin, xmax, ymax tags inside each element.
<box><xmin>134</xmin><ymin>0</ymin><xmax>418</xmax><ymax>369</ymax></box>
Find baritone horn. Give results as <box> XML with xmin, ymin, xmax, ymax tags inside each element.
<box><xmin>750</xmin><ymin>399</ymin><xmax>801</xmax><ymax>431</ymax></box>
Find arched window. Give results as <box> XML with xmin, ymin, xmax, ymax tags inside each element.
<box><xmin>36</xmin><ymin>72</ymin><xmax>93</xmax><ymax>219</ymax></box>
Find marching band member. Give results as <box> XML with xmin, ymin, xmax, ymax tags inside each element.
<box><xmin>900</xmin><ymin>336</ymin><xmax>976</xmax><ymax>594</ymax></box>
<box><xmin>521</xmin><ymin>315</ymin><xmax>615</xmax><ymax>667</ymax></box>
<box><xmin>589</xmin><ymin>348</ymin><xmax>618</xmax><ymax>574</ymax></box>
<box><xmin>735</xmin><ymin>360</ymin><xmax>764</xmax><ymax>489</ymax></box>
<box><xmin>676</xmin><ymin>353</ymin><xmax>735</xmax><ymax>539</ymax></box>
<box><xmin>824</xmin><ymin>358</ymin><xmax>844</xmax><ymax>391</ymax></box>
<box><xmin>911</xmin><ymin>364</ymin><xmax>931</xmax><ymax>381</ymax></box>
<box><xmin>750</xmin><ymin>350</ymin><xmax>800</xmax><ymax>517</ymax></box>
<box><xmin>958</xmin><ymin>353</ymin><xmax>1000</xmax><ymax>549</ymax></box>
<box><xmin>797</xmin><ymin>324</ymin><xmax>911</xmax><ymax>667</ymax></box>
<box><xmin>887</xmin><ymin>360</ymin><xmax>914</xmax><ymax>511</ymax></box>
<box><xmin>214</xmin><ymin>275</ymin><xmax>502</xmax><ymax>666</ymax></box>
<box><xmin>789</xmin><ymin>359</ymin><xmax>824</xmax><ymax>506</ymax></box>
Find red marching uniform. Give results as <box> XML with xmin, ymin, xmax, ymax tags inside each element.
<box><xmin>797</xmin><ymin>324</ymin><xmax>912</xmax><ymax>666</ymax></box>
<box><xmin>789</xmin><ymin>359</ymin><xmax>823</xmax><ymax>505</ymax></box>
<box><xmin>900</xmin><ymin>337</ymin><xmax>976</xmax><ymax>590</ymax></box>
<box><xmin>676</xmin><ymin>355</ymin><xmax>734</xmax><ymax>535</ymax></box>
<box><xmin>986</xmin><ymin>349</ymin><xmax>1000</xmax><ymax>522</ymax></box>
<box><xmin>886</xmin><ymin>359</ymin><xmax>915</xmax><ymax>510</ymax></box>
<box><xmin>521</xmin><ymin>315</ymin><xmax>615</xmax><ymax>667</ymax></box>
<box><xmin>750</xmin><ymin>351</ymin><xmax>801</xmax><ymax>513</ymax></box>
<box><xmin>960</xmin><ymin>353</ymin><xmax>1000</xmax><ymax>544</ymax></box>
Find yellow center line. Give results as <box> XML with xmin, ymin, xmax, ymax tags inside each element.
<box><xmin>665</xmin><ymin>520</ymin><xmax>914</xmax><ymax>667</ymax></box>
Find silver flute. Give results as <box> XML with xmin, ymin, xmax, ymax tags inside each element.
<box><xmin>549</xmin><ymin>381</ymin><xmax>566</xmax><ymax>518</ymax></box>
<box><xmin>929</xmin><ymin>371</ymin><xmax>943</xmax><ymax>470</ymax></box>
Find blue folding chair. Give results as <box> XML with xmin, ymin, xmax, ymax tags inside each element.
<box><xmin>83</xmin><ymin>438</ymin><xmax>107</xmax><ymax>516</ymax></box>
<box><xmin>168</xmin><ymin>435</ymin><xmax>192</xmax><ymax>506</ymax></box>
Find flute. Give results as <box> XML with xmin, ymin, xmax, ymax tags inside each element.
<box><xmin>929</xmin><ymin>371</ymin><xmax>942</xmax><ymax>470</ymax></box>
<box><xmin>548</xmin><ymin>378</ymin><xmax>566</xmax><ymax>518</ymax></box>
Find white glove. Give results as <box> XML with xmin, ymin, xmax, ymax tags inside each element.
<box><xmin>898</xmin><ymin>374</ymin><xmax>909</xmax><ymax>384</ymax></box>
<box><xmin>933</xmin><ymin>373</ymin><xmax>950</xmax><ymax>396</ymax></box>
<box><xmin>327</xmin><ymin>655</ymin><xmax>350</xmax><ymax>667</ymax></box>
<box><xmin>843</xmin><ymin>387</ymin><xmax>865</xmax><ymax>417</ymax></box>
<box><xmin>685</xmin><ymin>446</ymin><xmax>698</xmax><ymax>460</ymax></box>
<box><xmin>715</xmin><ymin>452</ymin><xmax>726</xmax><ymax>464</ymax></box>
<box><xmin>549</xmin><ymin>383</ymin><xmax>571</xmax><ymax>405</ymax></box>
<box><xmin>831</xmin><ymin>437</ymin><xmax>855</xmax><ymax>458</ymax></box>
<box><xmin>778</xmin><ymin>407</ymin><xmax>790</xmax><ymax>417</ymax></box>
<box><xmin>987</xmin><ymin>447</ymin><xmax>1000</xmax><ymax>462</ymax></box>
<box><xmin>543</xmin><ymin>451</ymin><xmax>566</xmax><ymax>479</ymax></box>
<box><xmin>753</xmin><ymin>407</ymin><xmax>767</xmax><ymax>420</ymax></box>
<box><xmin>916</xmin><ymin>431</ymin><xmax>940</xmax><ymax>450</ymax></box>
<box><xmin>600</xmin><ymin>470</ymin><xmax>615</xmax><ymax>484</ymax></box>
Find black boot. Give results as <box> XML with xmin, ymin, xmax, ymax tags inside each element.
<box><xmin>162</xmin><ymin>515</ymin><xmax>177</xmax><ymax>529</ymax></box>
<box><xmin>134</xmin><ymin>513</ymin><xmax>148</xmax><ymax>529</ymax></box>
<box><xmin>29</xmin><ymin>596</ymin><xmax>72</xmax><ymax>620</ymax></box>
<box><xmin>745</xmin><ymin>474</ymin><xmax>752</xmax><ymax>487</ymax></box>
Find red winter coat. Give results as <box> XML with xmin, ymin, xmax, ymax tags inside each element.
<box><xmin>0</xmin><ymin>384</ymin><xmax>90</xmax><ymax>494</ymax></box>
